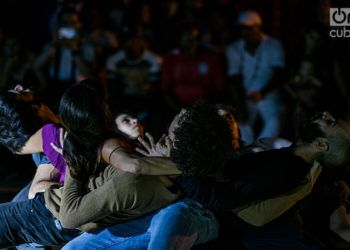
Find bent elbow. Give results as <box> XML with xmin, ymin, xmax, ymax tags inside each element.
<box><xmin>132</xmin><ymin>162</ymin><xmax>142</xmax><ymax>175</ymax></box>
<box><xmin>240</xmin><ymin>216</ymin><xmax>270</xmax><ymax>227</ymax></box>
<box><xmin>59</xmin><ymin>216</ymin><xmax>79</xmax><ymax>229</ymax></box>
<box><xmin>251</xmin><ymin>219</ymin><xmax>269</xmax><ymax>227</ymax></box>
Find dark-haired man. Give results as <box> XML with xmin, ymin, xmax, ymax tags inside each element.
<box><xmin>169</xmin><ymin>109</ymin><xmax>350</xmax><ymax>249</ymax></box>
<box><xmin>127</xmin><ymin>106</ymin><xmax>350</xmax><ymax>249</ymax></box>
<box><xmin>62</xmin><ymin>103</ymin><xmax>350</xmax><ymax>250</ymax></box>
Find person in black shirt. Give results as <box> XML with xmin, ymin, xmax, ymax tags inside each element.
<box><xmin>137</xmin><ymin>106</ymin><xmax>350</xmax><ymax>249</ymax></box>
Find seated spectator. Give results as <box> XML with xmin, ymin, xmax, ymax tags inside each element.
<box><xmin>34</xmin><ymin>6</ymin><xmax>93</xmax><ymax>110</ymax></box>
<box><xmin>226</xmin><ymin>10</ymin><xmax>286</xmax><ymax>144</ymax></box>
<box><xmin>161</xmin><ymin>22</ymin><xmax>225</xmax><ymax>116</ymax></box>
<box><xmin>106</xmin><ymin>28</ymin><xmax>162</xmax><ymax>136</ymax></box>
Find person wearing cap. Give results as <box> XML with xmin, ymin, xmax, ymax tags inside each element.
<box><xmin>226</xmin><ymin>10</ymin><xmax>286</xmax><ymax>145</ymax></box>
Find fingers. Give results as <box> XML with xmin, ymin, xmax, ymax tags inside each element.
<box><xmin>165</xmin><ymin>136</ymin><xmax>173</xmax><ymax>150</ymax></box>
<box><xmin>309</xmin><ymin>161</ymin><xmax>323</xmax><ymax>185</ymax></box>
<box><xmin>145</xmin><ymin>132</ymin><xmax>155</xmax><ymax>148</ymax></box>
<box><xmin>138</xmin><ymin>136</ymin><xmax>151</xmax><ymax>152</ymax></box>
<box><xmin>135</xmin><ymin>147</ymin><xmax>150</xmax><ymax>156</ymax></box>
<box><xmin>157</xmin><ymin>134</ymin><xmax>166</xmax><ymax>145</ymax></box>
<box><xmin>50</xmin><ymin>142</ymin><xmax>63</xmax><ymax>155</ymax></box>
<box><xmin>59</xmin><ymin>128</ymin><xmax>65</xmax><ymax>147</ymax></box>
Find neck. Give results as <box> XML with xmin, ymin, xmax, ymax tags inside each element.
<box><xmin>291</xmin><ymin>143</ymin><xmax>317</xmax><ymax>165</ymax></box>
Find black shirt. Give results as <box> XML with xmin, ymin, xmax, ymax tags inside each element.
<box><xmin>174</xmin><ymin>149</ymin><xmax>312</xmax><ymax>211</ymax></box>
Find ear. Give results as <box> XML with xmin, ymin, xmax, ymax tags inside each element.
<box><xmin>313</xmin><ymin>137</ymin><xmax>329</xmax><ymax>152</ymax></box>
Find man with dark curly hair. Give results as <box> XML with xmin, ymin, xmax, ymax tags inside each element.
<box><xmin>168</xmin><ymin>109</ymin><xmax>350</xmax><ymax>249</ymax></box>
<box><xmin>169</xmin><ymin>102</ymin><xmax>233</xmax><ymax>178</ymax></box>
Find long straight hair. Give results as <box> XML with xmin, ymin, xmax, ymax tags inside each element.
<box><xmin>59</xmin><ymin>79</ymin><xmax>114</xmax><ymax>181</ymax></box>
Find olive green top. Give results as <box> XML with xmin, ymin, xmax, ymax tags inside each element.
<box><xmin>44</xmin><ymin>165</ymin><xmax>180</xmax><ymax>232</ymax></box>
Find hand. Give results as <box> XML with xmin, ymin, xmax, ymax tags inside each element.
<box><xmin>50</xmin><ymin>128</ymin><xmax>66</xmax><ymax>155</ymax></box>
<box><xmin>302</xmin><ymin>161</ymin><xmax>323</xmax><ymax>194</ymax></box>
<box><xmin>34</xmin><ymin>104</ymin><xmax>60</xmax><ymax>124</ymax></box>
<box><xmin>62</xmin><ymin>38</ymin><xmax>80</xmax><ymax>52</ymax></box>
<box><xmin>248</xmin><ymin>91</ymin><xmax>263</xmax><ymax>102</ymax></box>
<box><xmin>136</xmin><ymin>133</ymin><xmax>172</xmax><ymax>157</ymax></box>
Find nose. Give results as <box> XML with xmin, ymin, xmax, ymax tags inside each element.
<box><xmin>322</xmin><ymin>111</ymin><xmax>336</xmax><ymax>123</ymax></box>
<box><xmin>131</xmin><ymin>118</ymin><xmax>138</xmax><ymax>125</ymax></box>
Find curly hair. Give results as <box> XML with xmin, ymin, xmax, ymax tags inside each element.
<box><xmin>0</xmin><ymin>94</ymin><xmax>42</xmax><ymax>153</ymax></box>
<box><xmin>295</xmin><ymin>111</ymin><xmax>326</xmax><ymax>143</ymax></box>
<box><xmin>170</xmin><ymin>102</ymin><xmax>233</xmax><ymax>177</ymax></box>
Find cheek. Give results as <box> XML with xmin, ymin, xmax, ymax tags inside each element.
<box><xmin>119</xmin><ymin>125</ymin><xmax>130</xmax><ymax>134</ymax></box>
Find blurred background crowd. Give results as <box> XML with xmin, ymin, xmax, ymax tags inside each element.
<box><xmin>0</xmin><ymin>0</ymin><xmax>350</xmax><ymax>200</ymax></box>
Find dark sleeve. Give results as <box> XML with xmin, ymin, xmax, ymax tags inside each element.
<box><xmin>173</xmin><ymin>176</ymin><xmax>246</xmax><ymax>210</ymax></box>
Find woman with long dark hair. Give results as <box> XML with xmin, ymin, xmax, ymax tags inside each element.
<box><xmin>0</xmin><ymin>79</ymin><xmax>180</xmax><ymax>248</ymax></box>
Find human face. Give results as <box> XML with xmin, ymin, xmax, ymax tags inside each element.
<box><xmin>66</xmin><ymin>13</ymin><xmax>81</xmax><ymax>31</ymax></box>
<box><xmin>241</xmin><ymin>25</ymin><xmax>261</xmax><ymax>44</ymax></box>
<box><xmin>115</xmin><ymin>114</ymin><xmax>143</xmax><ymax>139</ymax></box>
<box><xmin>168</xmin><ymin>109</ymin><xmax>186</xmax><ymax>142</ymax></box>
<box><xmin>312</xmin><ymin>111</ymin><xmax>350</xmax><ymax>166</ymax></box>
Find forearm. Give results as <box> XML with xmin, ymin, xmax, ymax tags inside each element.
<box><xmin>233</xmin><ymin>159</ymin><xmax>322</xmax><ymax>227</ymax></box>
<box><xmin>59</xmin><ymin>170</ymin><xmax>113</xmax><ymax>228</ymax></box>
<box><xmin>137</xmin><ymin>157</ymin><xmax>181</xmax><ymax>175</ymax></box>
<box><xmin>29</xmin><ymin>180</ymin><xmax>59</xmax><ymax>199</ymax></box>
<box><xmin>104</xmin><ymin>139</ymin><xmax>181</xmax><ymax>175</ymax></box>
<box><xmin>233</xmin><ymin>181</ymin><xmax>311</xmax><ymax>226</ymax></box>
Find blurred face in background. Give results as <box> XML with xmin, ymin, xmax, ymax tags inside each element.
<box><xmin>240</xmin><ymin>24</ymin><xmax>262</xmax><ymax>44</ymax></box>
<box><xmin>64</xmin><ymin>12</ymin><xmax>81</xmax><ymax>31</ymax></box>
<box><xmin>180</xmin><ymin>26</ymin><xmax>200</xmax><ymax>55</ymax></box>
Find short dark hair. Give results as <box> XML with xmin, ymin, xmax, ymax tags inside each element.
<box><xmin>0</xmin><ymin>94</ymin><xmax>42</xmax><ymax>153</ymax></box>
<box><xmin>170</xmin><ymin>102</ymin><xmax>233</xmax><ymax>177</ymax></box>
<box><xmin>295</xmin><ymin>112</ymin><xmax>326</xmax><ymax>143</ymax></box>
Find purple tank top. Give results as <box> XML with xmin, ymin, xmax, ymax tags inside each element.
<box><xmin>42</xmin><ymin>124</ymin><xmax>66</xmax><ymax>183</ymax></box>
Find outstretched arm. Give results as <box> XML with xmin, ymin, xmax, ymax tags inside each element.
<box><xmin>233</xmin><ymin>161</ymin><xmax>323</xmax><ymax>226</ymax></box>
<box><xmin>17</xmin><ymin>128</ymin><xmax>43</xmax><ymax>154</ymax></box>
<box><xmin>28</xmin><ymin>163</ymin><xmax>61</xmax><ymax>199</ymax></box>
<box><xmin>102</xmin><ymin>138</ymin><xmax>181</xmax><ymax>175</ymax></box>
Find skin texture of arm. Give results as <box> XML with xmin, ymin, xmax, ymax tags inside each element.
<box><xmin>102</xmin><ymin>138</ymin><xmax>181</xmax><ymax>175</ymax></box>
<box><xmin>17</xmin><ymin>128</ymin><xmax>43</xmax><ymax>154</ymax></box>
<box><xmin>28</xmin><ymin>163</ymin><xmax>61</xmax><ymax>199</ymax></box>
<box><xmin>58</xmin><ymin>166</ymin><xmax>179</xmax><ymax>229</ymax></box>
<box><xmin>232</xmin><ymin>161</ymin><xmax>323</xmax><ymax>226</ymax></box>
